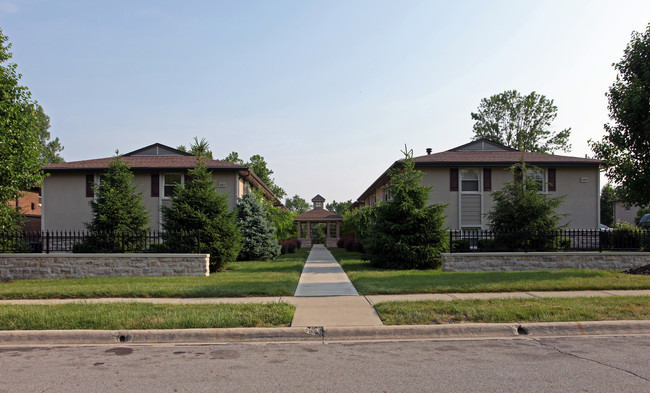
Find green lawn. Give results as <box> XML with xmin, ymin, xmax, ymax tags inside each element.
<box><xmin>375</xmin><ymin>296</ymin><xmax>650</xmax><ymax>325</ymax></box>
<box><xmin>0</xmin><ymin>302</ymin><xmax>295</xmax><ymax>330</ymax></box>
<box><xmin>329</xmin><ymin>248</ymin><xmax>650</xmax><ymax>294</ymax></box>
<box><xmin>0</xmin><ymin>248</ymin><xmax>308</xmax><ymax>299</ymax></box>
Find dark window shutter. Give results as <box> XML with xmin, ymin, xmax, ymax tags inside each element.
<box><xmin>450</xmin><ymin>168</ymin><xmax>459</xmax><ymax>191</ymax></box>
<box><xmin>151</xmin><ymin>174</ymin><xmax>159</xmax><ymax>197</ymax></box>
<box><xmin>548</xmin><ymin>169</ymin><xmax>556</xmax><ymax>191</ymax></box>
<box><xmin>483</xmin><ymin>168</ymin><xmax>492</xmax><ymax>192</ymax></box>
<box><xmin>85</xmin><ymin>174</ymin><xmax>94</xmax><ymax>197</ymax></box>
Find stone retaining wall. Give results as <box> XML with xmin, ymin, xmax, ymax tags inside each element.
<box><xmin>0</xmin><ymin>254</ymin><xmax>210</xmax><ymax>280</ymax></box>
<box><xmin>441</xmin><ymin>252</ymin><xmax>650</xmax><ymax>272</ymax></box>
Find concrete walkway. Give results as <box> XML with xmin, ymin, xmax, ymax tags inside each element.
<box><xmin>291</xmin><ymin>245</ymin><xmax>383</xmax><ymax>327</ymax></box>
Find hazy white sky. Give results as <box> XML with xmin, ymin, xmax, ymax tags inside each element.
<box><xmin>2</xmin><ymin>1</ymin><xmax>649</xmax><ymax>203</ymax></box>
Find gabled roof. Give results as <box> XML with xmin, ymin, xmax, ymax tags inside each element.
<box><xmin>43</xmin><ymin>143</ymin><xmax>247</xmax><ymax>172</ymax></box>
<box><xmin>42</xmin><ymin>143</ymin><xmax>281</xmax><ymax>205</ymax></box>
<box><xmin>124</xmin><ymin>143</ymin><xmax>193</xmax><ymax>157</ymax></box>
<box><xmin>311</xmin><ymin>194</ymin><xmax>326</xmax><ymax>202</ymax></box>
<box><xmin>356</xmin><ymin>139</ymin><xmax>603</xmax><ymax>203</ymax></box>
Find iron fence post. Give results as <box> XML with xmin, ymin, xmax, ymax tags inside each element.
<box><xmin>449</xmin><ymin>231</ymin><xmax>453</xmax><ymax>253</ymax></box>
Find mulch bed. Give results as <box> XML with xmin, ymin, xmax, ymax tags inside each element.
<box><xmin>624</xmin><ymin>264</ymin><xmax>650</xmax><ymax>275</ymax></box>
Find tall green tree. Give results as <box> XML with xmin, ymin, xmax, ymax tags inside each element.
<box><xmin>161</xmin><ymin>158</ymin><xmax>242</xmax><ymax>271</ymax></box>
<box><xmin>326</xmin><ymin>200</ymin><xmax>352</xmax><ymax>215</ymax></box>
<box><xmin>177</xmin><ymin>136</ymin><xmax>213</xmax><ymax>159</ymax></box>
<box><xmin>364</xmin><ymin>147</ymin><xmax>448</xmax><ymax>269</ymax></box>
<box><xmin>222</xmin><ymin>151</ymin><xmax>244</xmax><ymax>165</ymax></box>
<box><xmin>221</xmin><ymin>152</ymin><xmax>286</xmax><ymax>199</ymax></box>
<box><xmin>284</xmin><ymin>194</ymin><xmax>310</xmax><ymax>213</ymax></box>
<box><xmin>73</xmin><ymin>155</ymin><xmax>150</xmax><ymax>252</ymax></box>
<box><xmin>86</xmin><ymin>155</ymin><xmax>150</xmax><ymax>233</ymax></box>
<box><xmin>471</xmin><ymin>90</ymin><xmax>571</xmax><ymax>153</ymax></box>
<box><xmin>237</xmin><ymin>192</ymin><xmax>281</xmax><ymax>261</ymax></box>
<box><xmin>34</xmin><ymin>105</ymin><xmax>64</xmax><ymax>164</ymax></box>
<box><xmin>600</xmin><ymin>183</ymin><xmax>618</xmax><ymax>227</ymax></box>
<box><xmin>247</xmin><ymin>154</ymin><xmax>286</xmax><ymax>199</ymax></box>
<box><xmin>590</xmin><ymin>24</ymin><xmax>650</xmax><ymax>207</ymax></box>
<box><xmin>0</xmin><ymin>29</ymin><xmax>45</xmax><ymax>231</ymax></box>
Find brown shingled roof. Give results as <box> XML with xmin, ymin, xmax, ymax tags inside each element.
<box><xmin>355</xmin><ymin>140</ymin><xmax>603</xmax><ymax>203</ymax></box>
<box><xmin>294</xmin><ymin>209</ymin><xmax>342</xmax><ymax>222</ymax></box>
<box><xmin>413</xmin><ymin>150</ymin><xmax>602</xmax><ymax>166</ymax></box>
<box><xmin>43</xmin><ymin>156</ymin><xmax>246</xmax><ymax>172</ymax></box>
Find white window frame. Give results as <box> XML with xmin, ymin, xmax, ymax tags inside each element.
<box><xmin>162</xmin><ymin>173</ymin><xmax>184</xmax><ymax>199</ymax></box>
<box><xmin>460</xmin><ymin>169</ymin><xmax>481</xmax><ymax>193</ymax></box>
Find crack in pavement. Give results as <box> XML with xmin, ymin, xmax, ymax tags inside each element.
<box><xmin>533</xmin><ymin>338</ymin><xmax>650</xmax><ymax>383</ymax></box>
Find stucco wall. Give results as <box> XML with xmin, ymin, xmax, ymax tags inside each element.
<box><xmin>42</xmin><ymin>173</ymin><xmax>93</xmax><ymax>231</ymax></box>
<box><xmin>0</xmin><ymin>254</ymin><xmax>210</xmax><ymax>279</ymax></box>
<box><xmin>418</xmin><ymin>166</ymin><xmax>599</xmax><ymax>230</ymax></box>
<box><xmin>442</xmin><ymin>252</ymin><xmax>649</xmax><ymax>272</ymax></box>
<box><xmin>614</xmin><ymin>202</ymin><xmax>641</xmax><ymax>226</ymax></box>
<box><xmin>43</xmin><ymin>171</ymin><xmax>239</xmax><ymax>231</ymax></box>
<box><xmin>554</xmin><ymin>166</ymin><xmax>600</xmax><ymax>228</ymax></box>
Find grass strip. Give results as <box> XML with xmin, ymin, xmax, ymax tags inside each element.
<box><xmin>375</xmin><ymin>296</ymin><xmax>650</xmax><ymax>325</ymax></box>
<box><xmin>0</xmin><ymin>249</ymin><xmax>308</xmax><ymax>299</ymax></box>
<box><xmin>330</xmin><ymin>249</ymin><xmax>650</xmax><ymax>294</ymax></box>
<box><xmin>0</xmin><ymin>302</ymin><xmax>295</xmax><ymax>330</ymax></box>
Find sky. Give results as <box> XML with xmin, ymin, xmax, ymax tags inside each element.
<box><xmin>2</xmin><ymin>0</ymin><xmax>649</xmax><ymax>204</ymax></box>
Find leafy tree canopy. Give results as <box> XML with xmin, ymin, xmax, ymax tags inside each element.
<box><xmin>471</xmin><ymin>90</ymin><xmax>571</xmax><ymax>153</ymax></box>
<box><xmin>221</xmin><ymin>151</ymin><xmax>287</xmax><ymax>200</ymax></box>
<box><xmin>600</xmin><ymin>183</ymin><xmax>618</xmax><ymax>227</ymax></box>
<box><xmin>247</xmin><ymin>154</ymin><xmax>286</xmax><ymax>199</ymax></box>
<box><xmin>34</xmin><ymin>104</ymin><xmax>64</xmax><ymax>164</ymax></box>
<box><xmin>222</xmin><ymin>151</ymin><xmax>244</xmax><ymax>165</ymax></box>
<box><xmin>326</xmin><ymin>200</ymin><xmax>352</xmax><ymax>215</ymax></box>
<box><xmin>0</xmin><ymin>29</ymin><xmax>46</xmax><ymax>230</ymax></box>
<box><xmin>284</xmin><ymin>194</ymin><xmax>310</xmax><ymax>213</ymax></box>
<box><xmin>590</xmin><ymin>24</ymin><xmax>650</xmax><ymax>207</ymax></box>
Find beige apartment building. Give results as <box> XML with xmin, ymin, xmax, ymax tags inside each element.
<box><xmin>353</xmin><ymin>139</ymin><xmax>602</xmax><ymax>230</ymax></box>
<box><xmin>42</xmin><ymin>143</ymin><xmax>280</xmax><ymax>231</ymax></box>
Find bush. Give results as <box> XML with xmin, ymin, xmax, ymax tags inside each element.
<box><xmin>477</xmin><ymin>239</ymin><xmax>496</xmax><ymax>251</ymax></box>
<box><xmin>72</xmin><ymin>231</ymin><xmax>149</xmax><ymax>253</ymax></box>
<box><xmin>339</xmin><ymin>236</ymin><xmax>363</xmax><ymax>252</ymax></box>
<box><xmin>279</xmin><ymin>238</ymin><xmax>300</xmax><ymax>254</ymax></box>
<box><xmin>452</xmin><ymin>239</ymin><xmax>471</xmax><ymax>252</ymax></box>
<box><xmin>556</xmin><ymin>237</ymin><xmax>571</xmax><ymax>251</ymax></box>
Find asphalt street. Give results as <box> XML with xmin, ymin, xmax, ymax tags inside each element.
<box><xmin>1</xmin><ymin>335</ymin><xmax>648</xmax><ymax>392</ymax></box>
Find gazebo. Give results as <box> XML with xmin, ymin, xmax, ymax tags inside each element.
<box><xmin>294</xmin><ymin>195</ymin><xmax>343</xmax><ymax>248</ymax></box>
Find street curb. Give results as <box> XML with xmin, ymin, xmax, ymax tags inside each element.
<box><xmin>1</xmin><ymin>320</ymin><xmax>649</xmax><ymax>345</ymax></box>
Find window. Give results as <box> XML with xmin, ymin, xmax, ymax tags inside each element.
<box><xmin>163</xmin><ymin>173</ymin><xmax>183</xmax><ymax>198</ymax></box>
<box><xmin>527</xmin><ymin>169</ymin><xmax>546</xmax><ymax>192</ymax></box>
<box><xmin>461</xmin><ymin>169</ymin><xmax>480</xmax><ymax>192</ymax></box>
<box><xmin>85</xmin><ymin>174</ymin><xmax>94</xmax><ymax>197</ymax></box>
<box><xmin>314</xmin><ymin>200</ymin><xmax>323</xmax><ymax>209</ymax></box>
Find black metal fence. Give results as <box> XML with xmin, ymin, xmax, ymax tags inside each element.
<box><xmin>0</xmin><ymin>230</ymin><xmax>202</xmax><ymax>254</ymax></box>
<box><xmin>449</xmin><ymin>229</ymin><xmax>650</xmax><ymax>253</ymax></box>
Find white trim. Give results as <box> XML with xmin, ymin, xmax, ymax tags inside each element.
<box><xmin>161</xmin><ymin>173</ymin><xmax>184</xmax><ymax>200</ymax></box>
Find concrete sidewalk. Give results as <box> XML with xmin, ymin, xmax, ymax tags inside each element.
<box><xmin>291</xmin><ymin>245</ymin><xmax>382</xmax><ymax>327</ymax></box>
<box><xmin>3</xmin><ymin>289</ymin><xmax>649</xmax><ymax>306</ymax></box>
